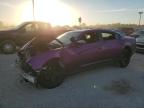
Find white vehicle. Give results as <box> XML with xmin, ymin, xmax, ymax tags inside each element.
<box><xmin>135</xmin><ymin>30</ymin><xmax>144</xmax><ymax>52</ymax></box>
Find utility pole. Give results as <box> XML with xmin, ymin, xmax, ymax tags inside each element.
<box><xmin>138</xmin><ymin>11</ymin><xmax>143</xmax><ymax>26</ymax></box>
<box><xmin>32</xmin><ymin>0</ymin><xmax>35</xmax><ymax>21</ymax></box>
<box><xmin>78</xmin><ymin>17</ymin><xmax>82</xmax><ymax>25</ymax></box>
<box><xmin>78</xmin><ymin>17</ymin><xmax>82</xmax><ymax>29</ymax></box>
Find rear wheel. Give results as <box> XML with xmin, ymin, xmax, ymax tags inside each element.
<box><xmin>118</xmin><ymin>49</ymin><xmax>131</xmax><ymax>68</ymax></box>
<box><xmin>0</xmin><ymin>40</ymin><xmax>16</xmax><ymax>54</ymax></box>
<box><xmin>37</xmin><ymin>61</ymin><xmax>65</xmax><ymax>89</ymax></box>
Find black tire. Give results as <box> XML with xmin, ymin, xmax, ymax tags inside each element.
<box><xmin>0</xmin><ymin>40</ymin><xmax>16</xmax><ymax>54</ymax></box>
<box><xmin>118</xmin><ymin>49</ymin><xmax>131</xmax><ymax>68</ymax></box>
<box><xmin>37</xmin><ymin>61</ymin><xmax>65</xmax><ymax>89</ymax></box>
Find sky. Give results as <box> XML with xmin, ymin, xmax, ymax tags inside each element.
<box><xmin>0</xmin><ymin>0</ymin><xmax>144</xmax><ymax>26</ymax></box>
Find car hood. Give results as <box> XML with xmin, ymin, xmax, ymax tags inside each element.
<box><xmin>18</xmin><ymin>37</ymin><xmax>62</xmax><ymax>70</ymax></box>
<box><xmin>18</xmin><ymin>36</ymin><xmax>57</xmax><ymax>59</ymax></box>
<box><xmin>0</xmin><ymin>29</ymin><xmax>16</xmax><ymax>35</ymax></box>
<box><xmin>20</xmin><ymin>35</ymin><xmax>55</xmax><ymax>51</ymax></box>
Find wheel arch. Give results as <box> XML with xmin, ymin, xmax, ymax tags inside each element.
<box><xmin>0</xmin><ymin>37</ymin><xmax>16</xmax><ymax>45</ymax></box>
<box><xmin>0</xmin><ymin>38</ymin><xmax>17</xmax><ymax>53</ymax></box>
<box><xmin>124</xmin><ymin>45</ymin><xmax>132</xmax><ymax>56</ymax></box>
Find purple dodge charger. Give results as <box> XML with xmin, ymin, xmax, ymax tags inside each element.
<box><xmin>17</xmin><ymin>29</ymin><xmax>136</xmax><ymax>88</ymax></box>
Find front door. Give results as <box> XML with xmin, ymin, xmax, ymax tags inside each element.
<box><xmin>61</xmin><ymin>31</ymin><xmax>104</xmax><ymax>67</ymax></box>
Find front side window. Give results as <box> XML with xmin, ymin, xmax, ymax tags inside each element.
<box><xmin>38</xmin><ymin>23</ymin><xmax>51</xmax><ymax>30</ymax></box>
<box><xmin>24</xmin><ymin>24</ymin><xmax>36</xmax><ymax>33</ymax></box>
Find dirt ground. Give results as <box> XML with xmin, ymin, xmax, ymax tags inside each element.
<box><xmin>0</xmin><ymin>53</ymin><xmax>144</xmax><ymax>108</ymax></box>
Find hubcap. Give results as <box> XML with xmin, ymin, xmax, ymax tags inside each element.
<box><xmin>38</xmin><ymin>63</ymin><xmax>64</xmax><ymax>88</ymax></box>
<box><xmin>3</xmin><ymin>43</ymin><xmax>14</xmax><ymax>52</ymax></box>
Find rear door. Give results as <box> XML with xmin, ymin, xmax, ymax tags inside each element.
<box><xmin>99</xmin><ymin>30</ymin><xmax>123</xmax><ymax>59</ymax></box>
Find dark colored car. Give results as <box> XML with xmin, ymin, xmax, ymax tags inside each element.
<box><xmin>17</xmin><ymin>29</ymin><xmax>136</xmax><ymax>89</ymax></box>
<box><xmin>0</xmin><ymin>21</ymin><xmax>52</xmax><ymax>54</ymax></box>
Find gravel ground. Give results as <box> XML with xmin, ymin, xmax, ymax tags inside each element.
<box><xmin>0</xmin><ymin>53</ymin><xmax>144</xmax><ymax>108</ymax></box>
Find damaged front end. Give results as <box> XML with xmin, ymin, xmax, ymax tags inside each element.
<box><xmin>16</xmin><ymin>37</ymin><xmax>63</xmax><ymax>85</ymax></box>
<box><xmin>16</xmin><ymin>39</ymin><xmax>38</xmax><ymax>84</ymax></box>
<box><xmin>16</xmin><ymin>37</ymin><xmax>46</xmax><ymax>84</ymax></box>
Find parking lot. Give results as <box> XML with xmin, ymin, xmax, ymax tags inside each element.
<box><xmin>0</xmin><ymin>53</ymin><xmax>144</xmax><ymax>108</ymax></box>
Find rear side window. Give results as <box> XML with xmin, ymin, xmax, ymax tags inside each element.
<box><xmin>24</xmin><ymin>23</ymin><xmax>38</xmax><ymax>33</ymax></box>
<box><xmin>101</xmin><ymin>32</ymin><xmax>115</xmax><ymax>40</ymax></box>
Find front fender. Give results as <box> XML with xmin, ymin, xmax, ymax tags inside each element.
<box><xmin>27</xmin><ymin>50</ymin><xmax>60</xmax><ymax>70</ymax></box>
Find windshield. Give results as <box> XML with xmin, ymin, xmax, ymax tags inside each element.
<box><xmin>137</xmin><ymin>35</ymin><xmax>144</xmax><ymax>39</ymax></box>
<box><xmin>56</xmin><ymin>31</ymin><xmax>81</xmax><ymax>46</ymax></box>
<box><xmin>14</xmin><ymin>22</ymin><xmax>28</xmax><ymax>30</ymax></box>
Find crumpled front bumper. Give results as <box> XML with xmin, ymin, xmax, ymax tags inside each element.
<box><xmin>15</xmin><ymin>58</ymin><xmax>37</xmax><ymax>84</ymax></box>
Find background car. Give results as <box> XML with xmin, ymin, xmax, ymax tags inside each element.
<box><xmin>0</xmin><ymin>21</ymin><xmax>52</xmax><ymax>54</ymax></box>
<box><xmin>134</xmin><ymin>30</ymin><xmax>144</xmax><ymax>52</ymax></box>
<box><xmin>17</xmin><ymin>29</ymin><xmax>136</xmax><ymax>89</ymax></box>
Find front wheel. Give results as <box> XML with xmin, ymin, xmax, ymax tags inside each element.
<box><xmin>37</xmin><ymin>61</ymin><xmax>65</xmax><ymax>89</ymax></box>
<box><xmin>118</xmin><ymin>50</ymin><xmax>131</xmax><ymax>68</ymax></box>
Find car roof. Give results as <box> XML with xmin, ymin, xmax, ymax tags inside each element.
<box><xmin>69</xmin><ymin>28</ymin><xmax>115</xmax><ymax>33</ymax></box>
<box><xmin>21</xmin><ymin>21</ymin><xmax>51</xmax><ymax>26</ymax></box>
<box><xmin>24</xmin><ymin>21</ymin><xmax>47</xmax><ymax>23</ymax></box>
<box><xmin>66</xmin><ymin>29</ymin><xmax>124</xmax><ymax>38</ymax></box>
